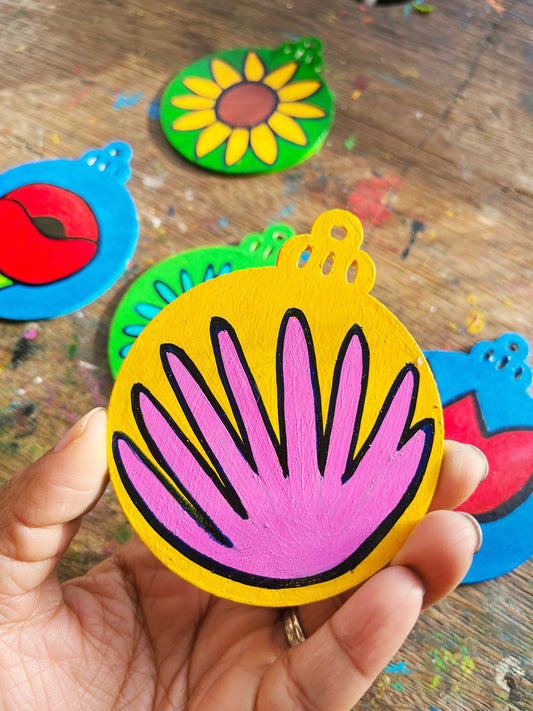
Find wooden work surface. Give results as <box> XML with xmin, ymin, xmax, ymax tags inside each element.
<box><xmin>0</xmin><ymin>0</ymin><xmax>531</xmax><ymax>708</ymax></box>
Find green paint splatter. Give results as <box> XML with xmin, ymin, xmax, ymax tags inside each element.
<box><xmin>431</xmin><ymin>674</ymin><xmax>441</xmax><ymax>687</ymax></box>
<box><xmin>68</xmin><ymin>335</ymin><xmax>79</xmax><ymax>361</ymax></box>
<box><xmin>345</xmin><ymin>134</ymin><xmax>357</xmax><ymax>151</ymax></box>
<box><xmin>390</xmin><ymin>682</ymin><xmax>403</xmax><ymax>691</ymax></box>
<box><xmin>429</xmin><ymin>650</ymin><xmax>446</xmax><ymax>671</ymax></box>
<box><xmin>412</xmin><ymin>1</ymin><xmax>435</xmax><ymax>12</ymax></box>
<box><xmin>114</xmin><ymin>520</ymin><xmax>133</xmax><ymax>544</ymax></box>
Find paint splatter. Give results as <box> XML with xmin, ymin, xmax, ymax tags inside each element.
<box><xmin>385</xmin><ymin>661</ymin><xmax>411</xmax><ymax>675</ymax></box>
<box><xmin>402</xmin><ymin>220</ymin><xmax>426</xmax><ymax>260</ymax></box>
<box><xmin>390</xmin><ymin>682</ymin><xmax>403</xmax><ymax>691</ymax></box>
<box><xmin>77</xmin><ymin>360</ymin><xmax>107</xmax><ymax>407</ymax></box>
<box><xmin>466</xmin><ymin>309</ymin><xmax>485</xmax><ymax>335</ymax></box>
<box><xmin>344</xmin><ymin>135</ymin><xmax>357</xmax><ymax>151</ymax></box>
<box><xmin>10</xmin><ymin>329</ymin><xmax>38</xmax><ymax>368</ymax></box>
<box><xmin>0</xmin><ymin>400</ymin><xmax>37</xmax><ymax>440</ymax></box>
<box><xmin>114</xmin><ymin>520</ymin><xmax>133</xmax><ymax>544</ymax></box>
<box><xmin>346</xmin><ymin>175</ymin><xmax>402</xmax><ymax>228</ymax></box>
<box><xmin>352</xmin><ymin>76</ymin><xmax>368</xmax><ymax>100</ymax></box>
<box><xmin>520</xmin><ymin>91</ymin><xmax>533</xmax><ymax>115</ymax></box>
<box><xmin>147</xmin><ymin>97</ymin><xmax>160</xmax><ymax>119</ymax></box>
<box><xmin>113</xmin><ymin>90</ymin><xmax>145</xmax><ymax>110</ymax></box>
<box><xmin>68</xmin><ymin>334</ymin><xmax>79</xmax><ymax>361</ymax></box>
<box><xmin>484</xmin><ymin>0</ymin><xmax>505</xmax><ymax>12</ymax></box>
<box><xmin>412</xmin><ymin>1</ymin><xmax>435</xmax><ymax>13</ymax></box>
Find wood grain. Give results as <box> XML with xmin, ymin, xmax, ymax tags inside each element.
<box><xmin>0</xmin><ymin>0</ymin><xmax>531</xmax><ymax>707</ymax></box>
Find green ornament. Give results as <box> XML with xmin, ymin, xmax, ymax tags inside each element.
<box><xmin>160</xmin><ymin>37</ymin><xmax>334</xmax><ymax>174</ymax></box>
<box><xmin>108</xmin><ymin>223</ymin><xmax>295</xmax><ymax>377</ymax></box>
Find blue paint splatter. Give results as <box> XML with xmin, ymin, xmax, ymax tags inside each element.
<box><xmin>279</xmin><ymin>204</ymin><xmax>295</xmax><ymax>218</ymax></box>
<box><xmin>147</xmin><ymin>97</ymin><xmax>160</xmax><ymax>119</ymax></box>
<box><xmin>219</xmin><ymin>216</ymin><xmax>229</xmax><ymax>228</ymax></box>
<box><xmin>429</xmin><ymin>707</ymin><xmax>439</xmax><ymax>711</ymax></box>
<box><xmin>385</xmin><ymin>661</ymin><xmax>411</xmax><ymax>675</ymax></box>
<box><xmin>113</xmin><ymin>90</ymin><xmax>145</xmax><ymax>110</ymax></box>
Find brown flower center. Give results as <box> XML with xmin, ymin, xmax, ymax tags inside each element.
<box><xmin>216</xmin><ymin>82</ymin><xmax>278</xmax><ymax>128</ymax></box>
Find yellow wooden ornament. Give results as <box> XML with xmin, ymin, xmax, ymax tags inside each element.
<box><xmin>108</xmin><ymin>209</ymin><xmax>443</xmax><ymax>606</ymax></box>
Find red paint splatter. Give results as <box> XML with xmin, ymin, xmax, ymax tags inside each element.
<box><xmin>352</xmin><ymin>76</ymin><xmax>368</xmax><ymax>93</ymax></box>
<box><xmin>346</xmin><ymin>175</ymin><xmax>403</xmax><ymax>228</ymax></box>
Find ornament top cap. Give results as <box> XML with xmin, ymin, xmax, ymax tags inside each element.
<box><xmin>79</xmin><ymin>141</ymin><xmax>133</xmax><ymax>185</ymax></box>
<box><xmin>470</xmin><ymin>333</ymin><xmax>532</xmax><ymax>389</ymax></box>
<box><xmin>276</xmin><ymin>208</ymin><xmax>376</xmax><ymax>293</ymax></box>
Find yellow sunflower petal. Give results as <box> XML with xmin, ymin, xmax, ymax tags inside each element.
<box><xmin>182</xmin><ymin>77</ymin><xmax>222</xmax><ymax>99</ymax></box>
<box><xmin>244</xmin><ymin>51</ymin><xmax>265</xmax><ymax>82</ymax></box>
<box><xmin>263</xmin><ymin>61</ymin><xmax>298</xmax><ymax>90</ymax></box>
<box><xmin>277</xmin><ymin>80</ymin><xmax>321</xmax><ymax>103</ymax></box>
<box><xmin>172</xmin><ymin>110</ymin><xmax>216</xmax><ymax>132</ymax></box>
<box><xmin>277</xmin><ymin>101</ymin><xmax>326</xmax><ymax>119</ymax></box>
<box><xmin>196</xmin><ymin>121</ymin><xmax>232</xmax><ymax>158</ymax></box>
<box><xmin>211</xmin><ymin>58</ymin><xmax>242</xmax><ymax>89</ymax></box>
<box><xmin>225</xmin><ymin>128</ymin><xmax>249</xmax><ymax>166</ymax></box>
<box><xmin>250</xmin><ymin>124</ymin><xmax>278</xmax><ymax>165</ymax></box>
<box><xmin>171</xmin><ymin>95</ymin><xmax>216</xmax><ymax>110</ymax></box>
<box><xmin>268</xmin><ymin>111</ymin><xmax>307</xmax><ymax>146</ymax></box>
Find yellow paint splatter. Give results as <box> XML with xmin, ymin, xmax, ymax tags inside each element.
<box><xmin>431</xmin><ymin>674</ymin><xmax>441</xmax><ymax>687</ymax></box>
<box><xmin>51</xmin><ymin>134</ymin><xmax>60</xmax><ymax>145</ymax></box>
<box><xmin>427</xmin><ymin>230</ymin><xmax>436</xmax><ymax>239</ymax></box>
<box><xmin>446</xmin><ymin>209</ymin><xmax>454</xmax><ymax>217</ymax></box>
<box><xmin>461</xmin><ymin>655</ymin><xmax>475</xmax><ymax>675</ymax></box>
<box><xmin>352</xmin><ymin>89</ymin><xmax>363</xmax><ymax>100</ymax></box>
<box><xmin>466</xmin><ymin>309</ymin><xmax>485</xmax><ymax>335</ymax></box>
<box><xmin>467</xmin><ymin>293</ymin><xmax>479</xmax><ymax>306</ymax></box>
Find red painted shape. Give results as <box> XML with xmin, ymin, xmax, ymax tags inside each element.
<box><xmin>346</xmin><ymin>175</ymin><xmax>403</xmax><ymax>228</ymax></box>
<box><xmin>443</xmin><ymin>394</ymin><xmax>533</xmax><ymax>516</ymax></box>
<box><xmin>0</xmin><ymin>184</ymin><xmax>99</xmax><ymax>285</ymax></box>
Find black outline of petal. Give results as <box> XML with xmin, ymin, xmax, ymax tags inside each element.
<box><xmin>277</xmin><ymin>308</ymin><xmax>322</xmax><ymax>479</ymax></box>
<box><xmin>131</xmin><ymin>383</ymin><xmax>247</xmax><ymax>520</ymax></box>
<box><xmin>443</xmin><ymin>391</ymin><xmax>533</xmax><ymax>523</ymax></box>
<box><xmin>210</xmin><ymin>316</ymin><xmax>284</xmax><ymax>475</ymax></box>
<box><xmin>343</xmin><ymin>363</ymin><xmax>434</xmax><ymax>484</ymax></box>
<box><xmin>115</xmin><ymin>311</ymin><xmax>437</xmax><ymax>589</ymax></box>
<box><xmin>161</xmin><ymin>342</ymin><xmax>251</xmax><ymax>518</ymax></box>
<box><xmin>320</xmin><ymin>323</ymin><xmax>370</xmax><ymax>475</ymax></box>
<box><xmin>112</xmin><ymin>430</ymin><xmax>233</xmax><ymax>547</ymax></box>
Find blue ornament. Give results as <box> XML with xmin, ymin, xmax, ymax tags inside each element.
<box><xmin>425</xmin><ymin>333</ymin><xmax>533</xmax><ymax>583</ymax></box>
<box><xmin>0</xmin><ymin>142</ymin><xmax>138</xmax><ymax>320</ymax></box>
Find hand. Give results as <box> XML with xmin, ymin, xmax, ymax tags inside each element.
<box><xmin>0</xmin><ymin>408</ymin><xmax>485</xmax><ymax>711</ymax></box>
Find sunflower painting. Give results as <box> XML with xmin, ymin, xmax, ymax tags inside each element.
<box><xmin>160</xmin><ymin>38</ymin><xmax>334</xmax><ymax>173</ymax></box>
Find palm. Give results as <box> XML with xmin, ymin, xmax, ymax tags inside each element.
<box><xmin>0</xmin><ymin>409</ymin><xmax>484</xmax><ymax>711</ymax></box>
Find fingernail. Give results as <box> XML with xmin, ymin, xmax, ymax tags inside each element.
<box><xmin>458</xmin><ymin>512</ymin><xmax>483</xmax><ymax>554</ymax></box>
<box><xmin>465</xmin><ymin>444</ymin><xmax>489</xmax><ymax>481</ymax></box>
<box><xmin>53</xmin><ymin>407</ymin><xmax>106</xmax><ymax>453</ymax></box>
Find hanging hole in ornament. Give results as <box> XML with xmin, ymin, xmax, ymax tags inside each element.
<box><xmin>346</xmin><ymin>261</ymin><xmax>357</xmax><ymax>284</ymax></box>
<box><xmin>109</xmin><ymin>148</ymin><xmax>118</xmax><ymax>157</ymax></box>
<box><xmin>272</xmin><ymin>231</ymin><xmax>284</xmax><ymax>241</ymax></box>
<box><xmin>98</xmin><ymin>162</ymin><xmax>107</xmax><ymax>172</ymax></box>
<box><xmin>331</xmin><ymin>225</ymin><xmax>346</xmax><ymax>241</ymax></box>
<box><xmin>263</xmin><ymin>246</ymin><xmax>273</xmax><ymax>259</ymax></box>
<box><xmin>321</xmin><ymin>253</ymin><xmax>334</xmax><ymax>276</ymax></box>
<box><xmin>496</xmin><ymin>356</ymin><xmax>509</xmax><ymax>370</ymax></box>
<box><xmin>514</xmin><ymin>367</ymin><xmax>524</xmax><ymax>380</ymax></box>
<box><xmin>297</xmin><ymin>248</ymin><xmax>311</xmax><ymax>268</ymax></box>
<box><xmin>507</xmin><ymin>342</ymin><xmax>519</xmax><ymax>352</ymax></box>
<box><xmin>482</xmin><ymin>349</ymin><xmax>494</xmax><ymax>361</ymax></box>
<box><xmin>248</xmin><ymin>240</ymin><xmax>260</xmax><ymax>253</ymax></box>
<box><xmin>86</xmin><ymin>156</ymin><xmax>97</xmax><ymax>166</ymax></box>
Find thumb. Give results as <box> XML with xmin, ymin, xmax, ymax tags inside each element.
<box><xmin>0</xmin><ymin>407</ymin><xmax>108</xmax><ymax>621</ymax></box>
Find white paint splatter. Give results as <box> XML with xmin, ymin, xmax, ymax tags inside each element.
<box><xmin>494</xmin><ymin>656</ymin><xmax>525</xmax><ymax>691</ymax></box>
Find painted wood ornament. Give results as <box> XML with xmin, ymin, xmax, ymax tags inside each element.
<box><xmin>0</xmin><ymin>142</ymin><xmax>138</xmax><ymax>320</ymax></box>
<box><xmin>108</xmin><ymin>209</ymin><xmax>443</xmax><ymax>606</ymax></box>
<box><xmin>425</xmin><ymin>334</ymin><xmax>533</xmax><ymax>583</ymax></box>
<box><xmin>108</xmin><ymin>223</ymin><xmax>295</xmax><ymax>377</ymax></box>
<box><xmin>160</xmin><ymin>37</ymin><xmax>334</xmax><ymax>174</ymax></box>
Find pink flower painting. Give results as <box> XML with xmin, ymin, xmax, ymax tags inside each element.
<box><xmin>112</xmin><ymin>308</ymin><xmax>434</xmax><ymax>587</ymax></box>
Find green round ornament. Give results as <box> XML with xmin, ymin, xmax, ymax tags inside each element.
<box><xmin>160</xmin><ymin>37</ymin><xmax>334</xmax><ymax>174</ymax></box>
<box><xmin>108</xmin><ymin>223</ymin><xmax>295</xmax><ymax>377</ymax></box>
